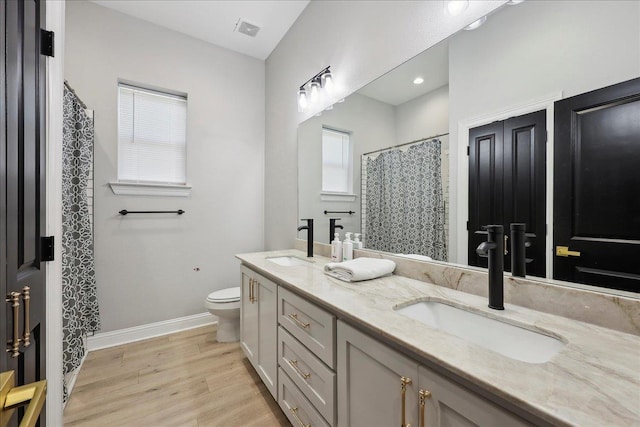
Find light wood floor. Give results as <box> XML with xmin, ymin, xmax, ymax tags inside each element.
<box><xmin>63</xmin><ymin>325</ymin><xmax>290</xmax><ymax>426</ymax></box>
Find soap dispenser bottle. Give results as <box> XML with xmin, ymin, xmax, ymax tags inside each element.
<box><xmin>354</xmin><ymin>233</ymin><xmax>363</xmax><ymax>249</ymax></box>
<box><xmin>343</xmin><ymin>232</ymin><xmax>353</xmax><ymax>261</ymax></box>
<box><xmin>331</xmin><ymin>232</ymin><xmax>342</xmax><ymax>262</ymax></box>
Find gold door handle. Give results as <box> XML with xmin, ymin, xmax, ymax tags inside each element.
<box><xmin>504</xmin><ymin>235</ymin><xmax>509</xmax><ymax>255</ymax></box>
<box><xmin>400</xmin><ymin>376</ymin><xmax>412</xmax><ymax>427</ymax></box>
<box><xmin>251</xmin><ymin>279</ymin><xmax>257</xmax><ymax>303</ymax></box>
<box><xmin>419</xmin><ymin>389</ymin><xmax>432</xmax><ymax>427</ymax></box>
<box><xmin>22</xmin><ymin>286</ymin><xmax>31</xmax><ymax>348</ymax></box>
<box><xmin>248</xmin><ymin>278</ymin><xmax>253</xmax><ymax>302</ymax></box>
<box><xmin>288</xmin><ymin>359</ymin><xmax>311</xmax><ymax>380</ymax></box>
<box><xmin>556</xmin><ymin>246</ymin><xmax>581</xmax><ymax>257</ymax></box>
<box><xmin>288</xmin><ymin>313</ymin><xmax>310</xmax><ymax>329</ymax></box>
<box><xmin>289</xmin><ymin>406</ymin><xmax>311</xmax><ymax>427</ymax></box>
<box><xmin>1</xmin><ymin>370</ymin><xmax>47</xmax><ymax>427</ymax></box>
<box><xmin>5</xmin><ymin>292</ymin><xmax>21</xmax><ymax>358</ymax></box>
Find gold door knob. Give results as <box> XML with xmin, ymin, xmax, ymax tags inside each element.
<box><xmin>555</xmin><ymin>246</ymin><xmax>581</xmax><ymax>257</ymax></box>
<box><xmin>1</xmin><ymin>370</ymin><xmax>47</xmax><ymax>427</ymax></box>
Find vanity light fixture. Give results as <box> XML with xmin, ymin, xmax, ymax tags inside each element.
<box><xmin>413</xmin><ymin>77</ymin><xmax>425</xmax><ymax>85</ymax></box>
<box><xmin>464</xmin><ymin>16</ymin><xmax>487</xmax><ymax>31</ymax></box>
<box><xmin>297</xmin><ymin>66</ymin><xmax>333</xmax><ymax>113</ymax></box>
<box><xmin>445</xmin><ymin>0</ymin><xmax>468</xmax><ymax>16</ymax></box>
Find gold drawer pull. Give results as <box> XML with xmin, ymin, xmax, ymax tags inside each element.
<box><xmin>288</xmin><ymin>359</ymin><xmax>311</xmax><ymax>380</ymax></box>
<box><xmin>419</xmin><ymin>389</ymin><xmax>432</xmax><ymax>427</ymax></box>
<box><xmin>401</xmin><ymin>376</ymin><xmax>412</xmax><ymax>427</ymax></box>
<box><xmin>289</xmin><ymin>406</ymin><xmax>311</xmax><ymax>427</ymax></box>
<box><xmin>288</xmin><ymin>313</ymin><xmax>310</xmax><ymax>329</ymax></box>
<box><xmin>22</xmin><ymin>286</ymin><xmax>31</xmax><ymax>348</ymax></box>
<box><xmin>5</xmin><ymin>292</ymin><xmax>21</xmax><ymax>358</ymax></box>
<box><xmin>248</xmin><ymin>278</ymin><xmax>253</xmax><ymax>302</ymax></box>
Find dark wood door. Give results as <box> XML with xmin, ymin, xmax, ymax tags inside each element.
<box><xmin>1</xmin><ymin>0</ymin><xmax>47</xmax><ymax>426</ymax></box>
<box><xmin>554</xmin><ymin>77</ymin><xmax>640</xmax><ymax>293</ymax></box>
<box><xmin>468</xmin><ymin>110</ymin><xmax>546</xmax><ymax>277</ymax></box>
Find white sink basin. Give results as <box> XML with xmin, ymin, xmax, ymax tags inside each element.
<box><xmin>395</xmin><ymin>301</ymin><xmax>564</xmax><ymax>364</ymax></box>
<box><xmin>266</xmin><ymin>256</ymin><xmax>311</xmax><ymax>266</ymax></box>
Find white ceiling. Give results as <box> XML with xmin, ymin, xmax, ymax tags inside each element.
<box><xmin>357</xmin><ymin>39</ymin><xmax>449</xmax><ymax>106</ymax></box>
<box><xmin>90</xmin><ymin>0</ymin><xmax>310</xmax><ymax>60</ymax></box>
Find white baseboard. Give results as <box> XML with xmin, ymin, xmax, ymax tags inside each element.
<box><xmin>87</xmin><ymin>312</ymin><xmax>217</xmax><ymax>351</ymax></box>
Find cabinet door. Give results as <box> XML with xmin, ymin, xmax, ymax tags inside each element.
<box><xmin>256</xmin><ymin>276</ymin><xmax>278</xmax><ymax>399</ymax></box>
<box><xmin>240</xmin><ymin>270</ymin><xmax>258</xmax><ymax>365</ymax></box>
<box><xmin>337</xmin><ymin>321</ymin><xmax>419</xmax><ymax>427</ymax></box>
<box><xmin>417</xmin><ymin>365</ymin><xmax>533</xmax><ymax>427</ymax></box>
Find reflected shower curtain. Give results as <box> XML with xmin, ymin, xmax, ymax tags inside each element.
<box><xmin>365</xmin><ymin>141</ymin><xmax>447</xmax><ymax>260</ymax></box>
<box><xmin>62</xmin><ymin>84</ymin><xmax>100</xmax><ymax>400</ymax></box>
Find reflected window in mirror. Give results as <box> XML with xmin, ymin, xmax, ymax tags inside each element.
<box><xmin>322</xmin><ymin>127</ymin><xmax>353</xmax><ymax>195</ymax></box>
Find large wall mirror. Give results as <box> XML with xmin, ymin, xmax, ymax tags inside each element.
<box><xmin>298</xmin><ymin>0</ymin><xmax>640</xmax><ymax>293</ymax></box>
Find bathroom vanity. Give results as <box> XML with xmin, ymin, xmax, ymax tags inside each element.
<box><xmin>236</xmin><ymin>249</ymin><xmax>640</xmax><ymax>427</ymax></box>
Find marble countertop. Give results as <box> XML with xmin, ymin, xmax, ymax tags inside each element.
<box><xmin>236</xmin><ymin>249</ymin><xmax>640</xmax><ymax>427</ymax></box>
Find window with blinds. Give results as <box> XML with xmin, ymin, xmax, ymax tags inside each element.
<box><xmin>322</xmin><ymin>128</ymin><xmax>352</xmax><ymax>193</ymax></box>
<box><xmin>118</xmin><ymin>83</ymin><xmax>187</xmax><ymax>184</ymax></box>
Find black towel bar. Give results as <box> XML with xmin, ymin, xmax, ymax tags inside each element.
<box><xmin>119</xmin><ymin>209</ymin><xmax>185</xmax><ymax>215</ymax></box>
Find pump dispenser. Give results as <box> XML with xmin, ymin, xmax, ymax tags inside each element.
<box><xmin>331</xmin><ymin>233</ymin><xmax>342</xmax><ymax>262</ymax></box>
<box><xmin>343</xmin><ymin>232</ymin><xmax>354</xmax><ymax>261</ymax></box>
<box><xmin>354</xmin><ymin>233</ymin><xmax>363</xmax><ymax>249</ymax></box>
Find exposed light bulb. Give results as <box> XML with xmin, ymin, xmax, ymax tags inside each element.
<box><xmin>464</xmin><ymin>16</ymin><xmax>487</xmax><ymax>31</ymax></box>
<box><xmin>309</xmin><ymin>80</ymin><xmax>320</xmax><ymax>102</ymax></box>
<box><xmin>322</xmin><ymin>71</ymin><xmax>334</xmax><ymax>93</ymax></box>
<box><xmin>297</xmin><ymin>88</ymin><xmax>308</xmax><ymax>112</ymax></box>
<box><xmin>445</xmin><ymin>0</ymin><xmax>468</xmax><ymax>16</ymax></box>
<box><xmin>413</xmin><ymin>77</ymin><xmax>424</xmax><ymax>85</ymax></box>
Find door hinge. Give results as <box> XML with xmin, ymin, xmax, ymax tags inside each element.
<box><xmin>466</xmin><ymin>146</ymin><xmax>470</xmax><ymax>156</ymax></box>
<box><xmin>466</xmin><ymin>221</ymin><xmax>469</xmax><ymax>230</ymax></box>
<box><xmin>40</xmin><ymin>30</ymin><xmax>54</xmax><ymax>57</ymax></box>
<box><xmin>41</xmin><ymin>236</ymin><xmax>55</xmax><ymax>261</ymax></box>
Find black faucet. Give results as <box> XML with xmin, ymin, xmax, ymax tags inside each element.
<box><xmin>297</xmin><ymin>219</ymin><xmax>314</xmax><ymax>258</ymax></box>
<box><xmin>510</xmin><ymin>223</ymin><xmax>530</xmax><ymax>278</ymax></box>
<box><xmin>329</xmin><ymin>218</ymin><xmax>343</xmax><ymax>242</ymax></box>
<box><xmin>476</xmin><ymin>225</ymin><xmax>504</xmax><ymax>310</ymax></box>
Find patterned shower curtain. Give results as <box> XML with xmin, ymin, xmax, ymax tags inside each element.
<box><xmin>365</xmin><ymin>140</ymin><xmax>447</xmax><ymax>260</ymax></box>
<box><xmin>62</xmin><ymin>84</ymin><xmax>100</xmax><ymax>398</ymax></box>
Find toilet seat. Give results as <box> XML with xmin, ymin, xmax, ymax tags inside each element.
<box><xmin>206</xmin><ymin>287</ymin><xmax>240</xmax><ymax>303</ymax></box>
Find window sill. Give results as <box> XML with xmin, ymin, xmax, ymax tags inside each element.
<box><xmin>109</xmin><ymin>181</ymin><xmax>192</xmax><ymax>197</ymax></box>
<box><xmin>320</xmin><ymin>192</ymin><xmax>357</xmax><ymax>202</ymax></box>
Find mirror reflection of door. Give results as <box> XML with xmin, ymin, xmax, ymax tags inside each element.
<box><xmin>468</xmin><ymin>110</ymin><xmax>547</xmax><ymax>278</ymax></box>
<box><xmin>554</xmin><ymin>77</ymin><xmax>640</xmax><ymax>293</ymax></box>
<box><xmin>1</xmin><ymin>0</ymin><xmax>48</xmax><ymax>426</ymax></box>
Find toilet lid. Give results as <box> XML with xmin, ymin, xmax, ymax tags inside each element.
<box><xmin>207</xmin><ymin>287</ymin><xmax>240</xmax><ymax>303</ymax></box>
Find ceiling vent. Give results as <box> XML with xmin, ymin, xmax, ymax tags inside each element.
<box><xmin>235</xmin><ymin>20</ymin><xmax>260</xmax><ymax>38</ymax></box>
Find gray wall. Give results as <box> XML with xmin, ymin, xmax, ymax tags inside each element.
<box><xmin>265</xmin><ymin>0</ymin><xmax>507</xmax><ymax>250</ymax></box>
<box><xmin>65</xmin><ymin>1</ymin><xmax>265</xmax><ymax>332</ymax></box>
<box><xmin>298</xmin><ymin>93</ymin><xmax>396</xmax><ymax>244</ymax></box>
<box><xmin>447</xmin><ymin>0</ymin><xmax>640</xmax><ymax>261</ymax></box>
<box><xmin>395</xmin><ymin>85</ymin><xmax>449</xmax><ymax>144</ymax></box>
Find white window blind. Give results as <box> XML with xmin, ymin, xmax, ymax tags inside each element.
<box><xmin>322</xmin><ymin>128</ymin><xmax>352</xmax><ymax>193</ymax></box>
<box><xmin>118</xmin><ymin>84</ymin><xmax>187</xmax><ymax>184</ymax></box>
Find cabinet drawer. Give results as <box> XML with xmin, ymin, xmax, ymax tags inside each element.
<box><xmin>279</xmin><ymin>327</ymin><xmax>335</xmax><ymax>424</ymax></box>
<box><xmin>279</xmin><ymin>367</ymin><xmax>331</xmax><ymax>427</ymax></box>
<box><xmin>279</xmin><ymin>287</ymin><xmax>336</xmax><ymax>368</ymax></box>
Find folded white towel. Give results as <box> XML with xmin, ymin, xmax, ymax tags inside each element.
<box><xmin>324</xmin><ymin>257</ymin><xmax>396</xmax><ymax>282</ymax></box>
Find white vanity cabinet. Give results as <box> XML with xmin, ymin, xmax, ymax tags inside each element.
<box><xmin>337</xmin><ymin>321</ymin><xmax>533</xmax><ymax>427</ymax></box>
<box><xmin>277</xmin><ymin>286</ymin><xmax>337</xmax><ymax>426</ymax></box>
<box><xmin>239</xmin><ymin>266</ymin><xmax>278</xmax><ymax>399</ymax></box>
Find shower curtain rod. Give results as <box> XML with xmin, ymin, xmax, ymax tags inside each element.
<box><xmin>64</xmin><ymin>80</ymin><xmax>88</xmax><ymax>109</ymax></box>
<box><xmin>361</xmin><ymin>132</ymin><xmax>449</xmax><ymax>157</ymax></box>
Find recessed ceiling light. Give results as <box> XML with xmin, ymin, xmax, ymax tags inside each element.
<box><xmin>235</xmin><ymin>19</ymin><xmax>260</xmax><ymax>38</ymax></box>
<box><xmin>507</xmin><ymin>0</ymin><xmax>525</xmax><ymax>4</ymax></box>
<box><xmin>413</xmin><ymin>77</ymin><xmax>425</xmax><ymax>85</ymax></box>
<box><xmin>464</xmin><ymin>16</ymin><xmax>487</xmax><ymax>31</ymax></box>
<box><xmin>445</xmin><ymin>0</ymin><xmax>469</xmax><ymax>16</ymax></box>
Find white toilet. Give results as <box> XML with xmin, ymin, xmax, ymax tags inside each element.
<box><xmin>204</xmin><ymin>287</ymin><xmax>241</xmax><ymax>342</ymax></box>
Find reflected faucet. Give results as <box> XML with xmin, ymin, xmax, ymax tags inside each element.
<box><xmin>510</xmin><ymin>223</ymin><xmax>530</xmax><ymax>278</ymax></box>
<box><xmin>297</xmin><ymin>219</ymin><xmax>314</xmax><ymax>258</ymax></box>
<box><xmin>329</xmin><ymin>218</ymin><xmax>343</xmax><ymax>242</ymax></box>
<box><xmin>476</xmin><ymin>225</ymin><xmax>504</xmax><ymax>310</ymax></box>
